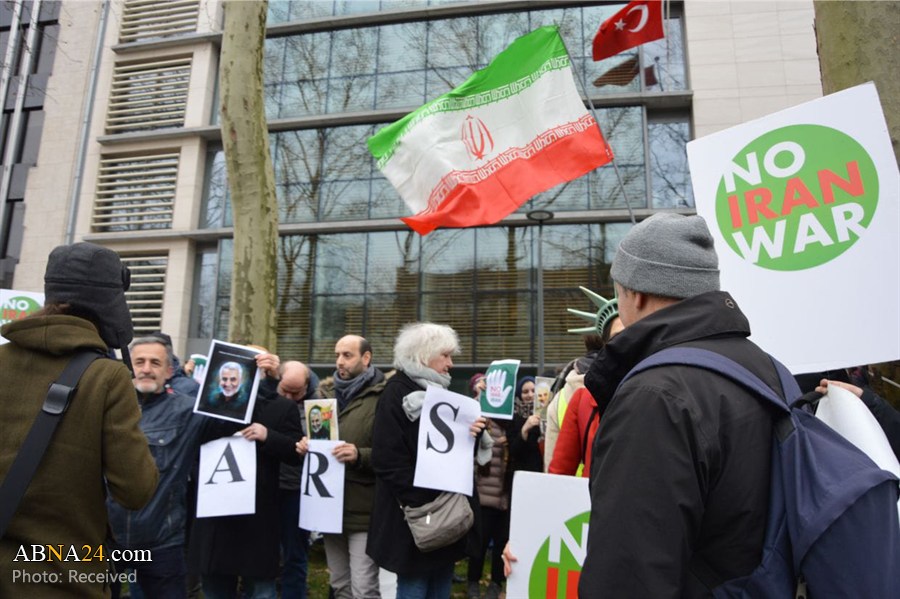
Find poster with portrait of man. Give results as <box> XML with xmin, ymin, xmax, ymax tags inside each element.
<box><xmin>534</xmin><ymin>376</ymin><xmax>554</xmax><ymax>419</ymax></box>
<box><xmin>193</xmin><ymin>340</ymin><xmax>262</xmax><ymax>424</ymax></box>
<box><xmin>304</xmin><ymin>398</ymin><xmax>339</xmax><ymax>441</ymax></box>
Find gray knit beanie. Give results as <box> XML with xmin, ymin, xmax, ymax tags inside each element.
<box><xmin>611</xmin><ymin>213</ymin><xmax>720</xmax><ymax>299</ymax></box>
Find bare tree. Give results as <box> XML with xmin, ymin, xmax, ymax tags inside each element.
<box><xmin>219</xmin><ymin>0</ymin><xmax>279</xmax><ymax>349</ymax></box>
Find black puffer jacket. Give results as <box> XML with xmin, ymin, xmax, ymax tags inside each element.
<box><xmin>580</xmin><ymin>291</ymin><xmax>783</xmax><ymax>598</ymax></box>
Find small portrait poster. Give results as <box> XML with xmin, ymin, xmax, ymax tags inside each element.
<box><xmin>534</xmin><ymin>376</ymin><xmax>554</xmax><ymax>419</ymax></box>
<box><xmin>479</xmin><ymin>359</ymin><xmax>520</xmax><ymax>420</ymax></box>
<box><xmin>304</xmin><ymin>398</ymin><xmax>339</xmax><ymax>441</ymax></box>
<box><xmin>193</xmin><ymin>340</ymin><xmax>262</xmax><ymax>424</ymax></box>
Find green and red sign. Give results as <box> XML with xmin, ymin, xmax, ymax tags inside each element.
<box><xmin>688</xmin><ymin>83</ymin><xmax>899</xmax><ymax>374</ymax></box>
<box><xmin>714</xmin><ymin>125</ymin><xmax>879</xmax><ymax>271</ymax></box>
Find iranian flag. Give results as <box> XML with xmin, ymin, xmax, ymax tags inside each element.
<box><xmin>368</xmin><ymin>26</ymin><xmax>613</xmax><ymax>235</ymax></box>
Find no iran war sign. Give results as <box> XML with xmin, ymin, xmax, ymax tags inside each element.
<box><xmin>506</xmin><ymin>472</ymin><xmax>590</xmax><ymax>598</ymax></box>
<box><xmin>688</xmin><ymin>83</ymin><xmax>899</xmax><ymax>374</ymax></box>
<box><xmin>0</xmin><ymin>289</ymin><xmax>44</xmax><ymax>344</ymax></box>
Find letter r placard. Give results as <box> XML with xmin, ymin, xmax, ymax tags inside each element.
<box><xmin>300</xmin><ymin>440</ymin><xmax>345</xmax><ymax>534</ymax></box>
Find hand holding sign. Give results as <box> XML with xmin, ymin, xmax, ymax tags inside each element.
<box><xmin>485</xmin><ymin>369</ymin><xmax>512</xmax><ymax>408</ymax></box>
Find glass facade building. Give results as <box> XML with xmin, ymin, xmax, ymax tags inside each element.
<box><xmin>197</xmin><ymin>0</ymin><xmax>693</xmax><ymax>371</ymax></box>
<box><xmin>9</xmin><ymin>0</ymin><xmax>824</xmax><ymax>381</ymax></box>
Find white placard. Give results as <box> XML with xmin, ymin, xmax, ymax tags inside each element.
<box><xmin>197</xmin><ymin>435</ymin><xmax>257</xmax><ymax>518</ymax></box>
<box><xmin>687</xmin><ymin>83</ymin><xmax>899</xmax><ymax>373</ymax></box>
<box><xmin>299</xmin><ymin>440</ymin><xmax>346</xmax><ymax>534</ymax></box>
<box><xmin>413</xmin><ymin>386</ymin><xmax>479</xmax><ymax>495</ymax></box>
<box><xmin>0</xmin><ymin>289</ymin><xmax>44</xmax><ymax>344</ymax></box>
<box><xmin>816</xmin><ymin>385</ymin><xmax>900</xmax><ymax>526</ymax></box>
<box><xmin>507</xmin><ymin>472</ymin><xmax>591</xmax><ymax>598</ymax></box>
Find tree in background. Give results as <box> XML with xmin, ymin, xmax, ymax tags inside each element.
<box><xmin>814</xmin><ymin>0</ymin><xmax>900</xmax><ymax>403</ymax></box>
<box><xmin>219</xmin><ymin>0</ymin><xmax>279</xmax><ymax>349</ymax></box>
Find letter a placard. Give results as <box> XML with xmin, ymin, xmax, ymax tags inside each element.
<box><xmin>299</xmin><ymin>440</ymin><xmax>345</xmax><ymax>533</ymax></box>
<box><xmin>197</xmin><ymin>435</ymin><xmax>257</xmax><ymax>517</ymax></box>
<box><xmin>414</xmin><ymin>387</ymin><xmax>479</xmax><ymax>495</ymax></box>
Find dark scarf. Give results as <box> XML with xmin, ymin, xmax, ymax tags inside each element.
<box><xmin>332</xmin><ymin>365</ymin><xmax>377</xmax><ymax>412</ymax></box>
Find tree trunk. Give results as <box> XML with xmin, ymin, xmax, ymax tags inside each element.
<box><xmin>814</xmin><ymin>0</ymin><xmax>899</xmax><ymax>162</ymax></box>
<box><xmin>814</xmin><ymin>0</ymin><xmax>900</xmax><ymax>405</ymax></box>
<box><xmin>219</xmin><ymin>0</ymin><xmax>279</xmax><ymax>350</ymax></box>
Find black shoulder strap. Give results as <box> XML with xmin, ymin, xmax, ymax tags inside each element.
<box><xmin>0</xmin><ymin>350</ymin><xmax>103</xmax><ymax>538</ymax></box>
<box><xmin>620</xmin><ymin>347</ymin><xmax>798</xmax><ymax>415</ymax></box>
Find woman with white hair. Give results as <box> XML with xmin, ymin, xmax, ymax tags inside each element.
<box><xmin>367</xmin><ymin>322</ymin><xmax>486</xmax><ymax>599</ymax></box>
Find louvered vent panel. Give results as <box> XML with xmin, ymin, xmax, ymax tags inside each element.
<box><xmin>106</xmin><ymin>56</ymin><xmax>191</xmax><ymax>133</ymax></box>
<box><xmin>120</xmin><ymin>0</ymin><xmax>200</xmax><ymax>43</ymax></box>
<box><xmin>92</xmin><ymin>152</ymin><xmax>178</xmax><ymax>231</ymax></box>
<box><xmin>121</xmin><ymin>254</ymin><xmax>168</xmax><ymax>335</ymax></box>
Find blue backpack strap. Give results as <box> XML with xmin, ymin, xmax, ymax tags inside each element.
<box><xmin>621</xmin><ymin>347</ymin><xmax>791</xmax><ymax>415</ymax></box>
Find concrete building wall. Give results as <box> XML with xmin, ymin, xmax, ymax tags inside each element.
<box><xmin>16</xmin><ymin>1</ymin><xmax>105</xmax><ymax>292</ymax></box>
<box><xmin>686</xmin><ymin>0</ymin><xmax>822</xmax><ymax>138</ymax></box>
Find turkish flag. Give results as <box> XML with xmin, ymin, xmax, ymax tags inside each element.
<box><xmin>592</xmin><ymin>0</ymin><xmax>664</xmax><ymax>61</ymax></box>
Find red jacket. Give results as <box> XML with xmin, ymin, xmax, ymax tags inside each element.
<box><xmin>548</xmin><ymin>387</ymin><xmax>600</xmax><ymax>477</ymax></box>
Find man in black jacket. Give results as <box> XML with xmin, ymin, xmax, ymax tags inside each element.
<box><xmin>579</xmin><ymin>213</ymin><xmax>782</xmax><ymax>598</ymax></box>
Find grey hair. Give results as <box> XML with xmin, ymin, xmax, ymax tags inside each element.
<box><xmin>129</xmin><ymin>335</ymin><xmax>174</xmax><ymax>368</ymax></box>
<box><xmin>219</xmin><ymin>361</ymin><xmax>244</xmax><ymax>381</ymax></box>
<box><xmin>392</xmin><ymin>322</ymin><xmax>460</xmax><ymax>372</ymax></box>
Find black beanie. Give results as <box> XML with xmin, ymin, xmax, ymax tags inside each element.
<box><xmin>44</xmin><ymin>242</ymin><xmax>133</xmax><ymax>349</ymax></box>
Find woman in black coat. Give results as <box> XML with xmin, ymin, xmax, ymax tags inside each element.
<box><xmin>367</xmin><ymin>322</ymin><xmax>486</xmax><ymax>599</ymax></box>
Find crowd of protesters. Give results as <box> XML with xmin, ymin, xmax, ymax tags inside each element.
<box><xmin>2</xmin><ymin>223</ymin><xmax>898</xmax><ymax>599</ymax></box>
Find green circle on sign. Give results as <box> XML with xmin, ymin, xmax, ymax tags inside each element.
<box><xmin>715</xmin><ymin>124</ymin><xmax>878</xmax><ymax>271</ymax></box>
<box><xmin>1</xmin><ymin>295</ymin><xmax>42</xmax><ymax>326</ymax></box>
<box><xmin>528</xmin><ymin>510</ymin><xmax>589</xmax><ymax>598</ymax></box>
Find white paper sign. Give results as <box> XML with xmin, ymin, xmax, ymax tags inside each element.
<box><xmin>0</xmin><ymin>289</ymin><xmax>44</xmax><ymax>344</ymax></box>
<box><xmin>413</xmin><ymin>386</ymin><xmax>479</xmax><ymax>495</ymax></box>
<box><xmin>197</xmin><ymin>435</ymin><xmax>257</xmax><ymax>518</ymax></box>
<box><xmin>299</xmin><ymin>440</ymin><xmax>345</xmax><ymax>534</ymax></box>
<box><xmin>507</xmin><ymin>472</ymin><xmax>591</xmax><ymax>598</ymax></box>
<box><xmin>816</xmin><ymin>385</ymin><xmax>900</xmax><ymax>526</ymax></box>
<box><xmin>687</xmin><ymin>83</ymin><xmax>900</xmax><ymax>373</ymax></box>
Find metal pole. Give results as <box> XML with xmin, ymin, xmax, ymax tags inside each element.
<box><xmin>527</xmin><ymin>209</ymin><xmax>553</xmax><ymax>374</ymax></box>
<box><xmin>536</xmin><ymin>221</ymin><xmax>544</xmax><ymax>375</ymax></box>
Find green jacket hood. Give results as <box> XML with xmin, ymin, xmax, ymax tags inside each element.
<box><xmin>1</xmin><ymin>315</ymin><xmax>108</xmax><ymax>356</ymax></box>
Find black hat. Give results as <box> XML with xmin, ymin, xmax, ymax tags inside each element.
<box><xmin>44</xmin><ymin>242</ymin><xmax>133</xmax><ymax>349</ymax></box>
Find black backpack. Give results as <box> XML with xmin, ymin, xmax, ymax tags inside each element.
<box><xmin>622</xmin><ymin>347</ymin><xmax>900</xmax><ymax>597</ymax></box>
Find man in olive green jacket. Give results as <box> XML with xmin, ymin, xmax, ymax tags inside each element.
<box><xmin>298</xmin><ymin>335</ymin><xmax>389</xmax><ymax>599</ymax></box>
<box><xmin>0</xmin><ymin>243</ymin><xmax>158</xmax><ymax>598</ymax></box>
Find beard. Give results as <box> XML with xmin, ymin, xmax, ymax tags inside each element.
<box><xmin>134</xmin><ymin>379</ymin><xmax>161</xmax><ymax>394</ymax></box>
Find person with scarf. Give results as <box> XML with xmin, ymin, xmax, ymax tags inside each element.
<box><xmin>298</xmin><ymin>335</ymin><xmax>387</xmax><ymax>599</ymax></box>
<box><xmin>367</xmin><ymin>322</ymin><xmax>490</xmax><ymax>599</ymax></box>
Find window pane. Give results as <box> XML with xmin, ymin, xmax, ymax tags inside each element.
<box><xmin>475</xmin><ymin>227</ymin><xmax>531</xmax><ymax>291</ymax></box>
<box><xmin>201</xmin><ymin>149</ymin><xmax>227</xmax><ymax>228</ymax></box>
<box><xmin>643</xmin><ymin>17</ymin><xmax>687</xmax><ymax>92</ymax></box>
<box><xmin>314</xmin><ymin>234</ymin><xmax>367</xmax><ymax>294</ymax></box>
<box><xmin>364</xmin><ymin>293</ymin><xmax>419</xmax><ymax>361</ymax></box>
<box><xmin>474</xmin><ymin>291</ymin><xmax>533</xmax><ymax>363</ymax></box>
<box><xmin>276</xmin><ymin>235</ymin><xmax>314</xmax><ymax>360</ymax></box>
<box><xmin>650</xmin><ymin>118</ymin><xmax>694</xmax><ymax>208</ymax></box>
<box><xmin>367</xmin><ymin>231</ymin><xmax>420</xmax><ymax>294</ymax></box>
<box><xmin>421</xmin><ymin>291</ymin><xmax>474</xmax><ymax>363</ymax></box>
<box><xmin>421</xmin><ymin>229</ymin><xmax>474</xmax><ymax>291</ymax></box>
<box><xmin>311</xmin><ymin>295</ymin><xmax>364</xmax><ymax>361</ymax></box>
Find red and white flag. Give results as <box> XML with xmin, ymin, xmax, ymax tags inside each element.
<box><xmin>368</xmin><ymin>26</ymin><xmax>613</xmax><ymax>235</ymax></box>
<box><xmin>592</xmin><ymin>0</ymin><xmax>664</xmax><ymax>62</ymax></box>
